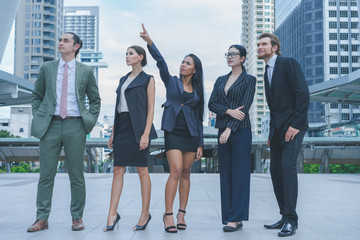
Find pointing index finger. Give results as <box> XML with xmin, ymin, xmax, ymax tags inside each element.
<box><xmin>142</xmin><ymin>23</ymin><xmax>147</xmax><ymax>33</ymax></box>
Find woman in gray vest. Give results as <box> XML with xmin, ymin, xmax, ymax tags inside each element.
<box><xmin>104</xmin><ymin>45</ymin><xmax>157</xmax><ymax>232</ymax></box>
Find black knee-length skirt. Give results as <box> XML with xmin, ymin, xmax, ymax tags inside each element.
<box><xmin>113</xmin><ymin>112</ymin><xmax>149</xmax><ymax>167</ymax></box>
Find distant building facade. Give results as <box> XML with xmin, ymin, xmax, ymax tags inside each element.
<box><xmin>242</xmin><ymin>0</ymin><xmax>275</xmax><ymax>136</ymax></box>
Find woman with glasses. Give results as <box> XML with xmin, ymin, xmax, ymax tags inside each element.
<box><xmin>208</xmin><ymin>45</ymin><xmax>256</xmax><ymax>232</ymax></box>
<box><xmin>140</xmin><ymin>24</ymin><xmax>204</xmax><ymax>233</ymax></box>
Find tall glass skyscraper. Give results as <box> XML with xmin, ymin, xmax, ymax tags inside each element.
<box><xmin>275</xmin><ymin>0</ymin><xmax>360</xmax><ymax>124</ymax></box>
<box><xmin>242</xmin><ymin>0</ymin><xmax>275</xmax><ymax>136</ymax></box>
<box><xmin>15</xmin><ymin>0</ymin><xmax>63</xmax><ymax>82</ymax></box>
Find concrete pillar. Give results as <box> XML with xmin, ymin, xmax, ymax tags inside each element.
<box><xmin>255</xmin><ymin>148</ymin><xmax>262</xmax><ymax>173</ymax></box>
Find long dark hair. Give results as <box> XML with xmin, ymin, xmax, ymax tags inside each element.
<box><xmin>181</xmin><ymin>54</ymin><xmax>204</xmax><ymax>121</ymax></box>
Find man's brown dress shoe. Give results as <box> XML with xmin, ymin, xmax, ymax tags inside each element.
<box><xmin>27</xmin><ymin>220</ymin><xmax>48</xmax><ymax>232</ymax></box>
<box><xmin>72</xmin><ymin>218</ymin><xmax>84</xmax><ymax>231</ymax></box>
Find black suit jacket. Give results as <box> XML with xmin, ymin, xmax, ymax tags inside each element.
<box><xmin>264</xmin><ymin>56</ymin><xmax>309</xmax><ymax>139</ymax></box>
<box><xmin>114</xmin><ymin>71</ymin><xmax>157</xmax><ymax>144</ymax></box>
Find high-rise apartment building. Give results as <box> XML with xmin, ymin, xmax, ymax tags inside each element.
<box><xmin>241</xmin><ymin>0</ymin><xmax>275</xmax><ymax>136</ymax></box>
<box><xmin>15</xmin><ymin>0</ymin><xmax>63</xmax><ymax>82</ymax></box>
<box><xmin>275</xmin><ymin>0</ymin><xmax>360</xmax><ymax>124</ymax></box>
<box><xmin>64</xmin><ymin>6</ymin><xmax>107</xmax><ymax>85</ymax></box>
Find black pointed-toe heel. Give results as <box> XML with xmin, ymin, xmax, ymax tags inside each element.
<box><xmin>133</xmin><ymin>214</ymin><xmax>152</xmax><ymax>231</ymax></box>
<box><xmin>176</xmin><ymin>209</ymin><xmax>187</xmax><ymax>230</ymax></box>
<box><xmin>103</xmin><ymin>213</ymin><xmax>121</xmax><ymax>232</ymax></box>
<box><xmin>163</xmin><ymin>212</ymin><xmax>177</xmax><ymax>233</ymax></box>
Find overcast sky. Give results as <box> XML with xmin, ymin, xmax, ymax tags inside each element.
<box><xmin>1</xmin><ymin>0</ymin><xmax>243</xmax><ymax>128</ymax></box>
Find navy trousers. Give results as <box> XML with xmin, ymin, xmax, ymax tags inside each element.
<box><xmin>218</xmin><ymin>128</ymin><xmax>252</xmax><ymax>224</ymax></box>
<box><xmin>270</xmin><ymin>129</ymin><xmax>305</xmax><ymax>225</ymax></box>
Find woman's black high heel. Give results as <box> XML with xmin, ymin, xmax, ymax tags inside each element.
<box><xmin>133</xmin><ymin>214</ymin><xmax>152</xmax><ymax>231</ymax></box>
<box><xmin>163</xmin><ymin>212</ymin><xmax>177</xmax><ymax>233</ymax></box>
<box><xmin>103</xmin><ymin>213</ymin><xmax>121</xmax><ymax>232</ymax></box>
<box><xmin>176</xmin><ymin>209</ymin><xmax>187</xmax><ymax>230</ymax></box>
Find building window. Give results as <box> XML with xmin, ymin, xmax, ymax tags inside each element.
<box><xmin>306</xmin><ymin>57</ymin><xmax>312</xmax><ymax>64</ymax></box>
<box><xmin>305</xmin><ymin>35</ymin><xmax>312</xmax><ymax>42</ymax></box>
<box><xmin>351</xmin><ymin>33</ymin><xmax>359</xmax><ymax>40</ymax></box>
<box><xmin>330</xmin><ymin>103</ymin><xmax>338</xmax><ymax>108</ymax></box>
<box><xmin>315</xmin><ymin>22</ymin><xmax>322</xmax><ymax>30</ymax></box>
<box><xmin>329</xmin><ymin>0</ymin><xmax>336</xmax><ymax>6</ymax></box>
<box><xmin>306</xmin><ymin>46</ymin><xmax>312</xmax><ymax>53</ymax></box>
<box><xmin>316</xmin><ymin>67</ymin><xmax>323</xmax><ymax>75</ymax></box>
<box><xmin>351</xmin><ymin>11</ymin><xmax>359</xmax><ymax>17</ymax></box>
<box><xmin>341</xmin><ymin>56</ymin><xmax>349</xmax><ymax>63</ymax></box>
<box><xmin>339</xmin><ymin>11</ymin><xmax>348</xmax><ymax>17</ymax></box>
<box><xmin>330</xmin><ymin>67</ymin><xmax>338</xmax><ymax>74</ymax></box>
<box><xmin>339</xmin><ymin>0</ymin><xmax>347</xmax><ymax>6</ymax></box>
<box><xmin>315</xmin><ymin>33</ymin><xmax>322</xmax><ymax>41</ymax></box>
<box><xmin>342</xmin><ymin>104</ymin><xmax>350</xmax><ymax>109</ymax></box>
<box><xmin>341</xmin><ymin>67</ymin><xmax>349</xmax><ymax>74</ymax></box>
<box><xmin>340</xmin><ymin>33</ymin><xmax>348</xmax><ymax>40</ymax></box>
<box><xmin>19</xmin><ymin>128</ymin><xmax>24</xmax><ymax>133</ymax></box>
<box><xmin>351</xmin><ymin>22</ymin><xmax>359</xmax><ymax>29</ymax></box>
<box><xmin>329</xmin><ymin>22</ymin><xmax>337</xmax><ymax>28</ymax></box>
<box><xmin>350</xmin><ymin>0</ymin><xmax>357</xmax><ymax>6</ymax></box>
<box><xmin>342</xmin><ymin>113</ymin><xmax>350</xmax><ymax>120</ymax></box>
<box><xmin>330</xmin><ymin>56</ymin><xmax>338</xmax><ymax>63</ymax></box>
<box><xmin>329</xmin><ymin>10</ymin><xmax>336</xmax><ymax>17</ymax></box>
<box><xmin>352</xmin><ymin>56</ymin><xmax>359</xmax><ymax>63</ymax></box>
<box><xmin>315</xmin><ymin>45</ymin><xmax>322</xmax><ymax>53</ymax></box>
<box><xmin>306</xmin><ymin>69</ymin><xmax>312</xmax><ymax>76</ymax></box>
<box><xmin>340</xmin><ymin>44</ymin><xmax>348</xmax><ymax>51</ymax></box>
<box><xmin>315</xmin><ymin>56</ymin><xmax>323</xmax><ymax>63</ymax></box>
<box><xmin>329</xmin><ymin>33</ymin><xmax>337</xmax><ymax>40</ymax></box>
<box><xmin>352</xmin><ymin>45</ymin><xmax>359</xmax><ymax>51</ymax></box>
<box><xmin>340</xmin><ymin>22</ymin><xmax>348</xmax><ymax>29</ymax></box>
<box><xmin>329</xmin><ymin>44</ymin><xmax>337</xmax><ymax>51</ymax></box>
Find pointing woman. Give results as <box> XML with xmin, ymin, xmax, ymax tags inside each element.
<box><xmin>140</xmin><ymin>24</ymin><xmax>204</xmax><ymax>233</ymax></box>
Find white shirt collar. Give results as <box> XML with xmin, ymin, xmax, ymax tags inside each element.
<box><xmin>59</xmin><ymin>58</ymin><xmax>76</xmax><ymax>69</ymax></box>
<box><xmin>267</xmin><ymin>54</ymin><xmax>278</xmax><ymax>68</ymax></box>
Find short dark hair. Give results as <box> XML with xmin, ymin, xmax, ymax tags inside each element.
<box><xmin>258</xmin><ymin>33</ymin><xmax>281</xmax><ymax>55</ymax></box>
<box><xmin>128</xmin><ymin>45</ymin><xmax>147</xmax><ymax>67</ymax></box>
<box><xmin>64</xmin><ymin>32</ymin><xmax>83</xmax><ymax>57</ymax></box>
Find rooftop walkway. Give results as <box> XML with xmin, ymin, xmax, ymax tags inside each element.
<box><xmin>1</xmin><ymin>173</ymin><xmax>359</xmax><ymax>240</ymax></box>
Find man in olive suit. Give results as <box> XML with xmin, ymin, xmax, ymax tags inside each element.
<box><xmin>27</xmin><ymin>32</ymin><xmax>101</xmax><ymax>232</ymax></box>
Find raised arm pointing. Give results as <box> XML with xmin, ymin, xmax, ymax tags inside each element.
<box><xmin>140</xmin><ymin>23</ymin><xmax>152</xmax><ymax>46</ymax></box>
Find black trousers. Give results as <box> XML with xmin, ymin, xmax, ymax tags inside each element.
<box><xmin>270</xmin><ymin>129</ymin><xmax>305</xmax><ymax>225</ymax></box>
<box><xmin>218</xmin><ymin>128</ymin><xmax>252</xmax><ymax>224</ymax></box>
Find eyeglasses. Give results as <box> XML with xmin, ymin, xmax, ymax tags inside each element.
<box><xmin>225</xmin><ymin>52</ymin><xmax>241</xmax><ymax>58</ymax></box>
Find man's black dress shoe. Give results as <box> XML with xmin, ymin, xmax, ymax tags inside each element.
<box><xmin>264</xmin><ymin>219</ymin><xmax>284</xmax><ymax>229</ymax></box>
<box><xmin>278</xmin><ymin>223</ymin><xmax>297</xmax><ymax>237</ymax></box>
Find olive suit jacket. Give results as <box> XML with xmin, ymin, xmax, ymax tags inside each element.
<box><xmin>31</xmin><ymin>60</ymin><xmax>101</xmax><ymax>139</ymax></box>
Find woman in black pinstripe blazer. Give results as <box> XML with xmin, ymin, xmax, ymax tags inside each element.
<box><xmin>208</xmin><ymin>45</ymin><xmax>256</xmax><ymax>232</ymax></box>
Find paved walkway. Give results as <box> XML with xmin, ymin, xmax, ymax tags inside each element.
<box><xmin>0</xmin><ymin>173</ymin><xmax>359</xmax><ymax>240</ymax></box>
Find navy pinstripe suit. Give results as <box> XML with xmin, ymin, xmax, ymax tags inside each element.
<box><xmin>208</xmin><ymin>68</ymin><xmax>256</xmax><ymax>224</ymax></box>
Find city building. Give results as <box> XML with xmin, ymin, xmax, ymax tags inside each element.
<box><xmin>10</xmin><ymin>105</ymin><xmax>32</xmax><ymax>138</ymax></box>
<box><xmin>241</xmin><ymin>0</ymin><xmax>275</xmax><ymax>136</ymax></box>
<box><xmin>274</xmin><ymin>0</ymin><xmax>360</xmax><ymax>125</ymax></box>
<box><xmin>15</xmin><ymin>0</ymin><xmax>64</xmax><ymax>83</ymax></box>
<box><xmin>64</xmin><ymin>6</ymin><xmax>108</xmax><ymax>84</ymax></box>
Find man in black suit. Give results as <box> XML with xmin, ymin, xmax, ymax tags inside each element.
<box><xmin>257</xmin><ymin>33</ymin><xmax>309</xmax><ymax>237</ymax></box>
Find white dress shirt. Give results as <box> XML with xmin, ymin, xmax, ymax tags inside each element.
<box><xmin>54</xmin><ymin>58</ymin><xmax>81</xmax><ymax>116</ymax></box>
<box><xmin>267</xmin><ymin>54</ymin><xmax>278</xmax><ymax>86</ymax></box>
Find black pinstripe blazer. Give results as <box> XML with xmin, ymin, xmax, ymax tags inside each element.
<box><xmin>208</xmin><ymin>69</ymin><xmax>256</xmax><ymax>131</ymax></box>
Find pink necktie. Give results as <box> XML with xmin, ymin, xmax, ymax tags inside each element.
<box><xmin>59</xmin><ymin>63</ymin><xmax>68</xmax><ymax>119</ymax></box>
